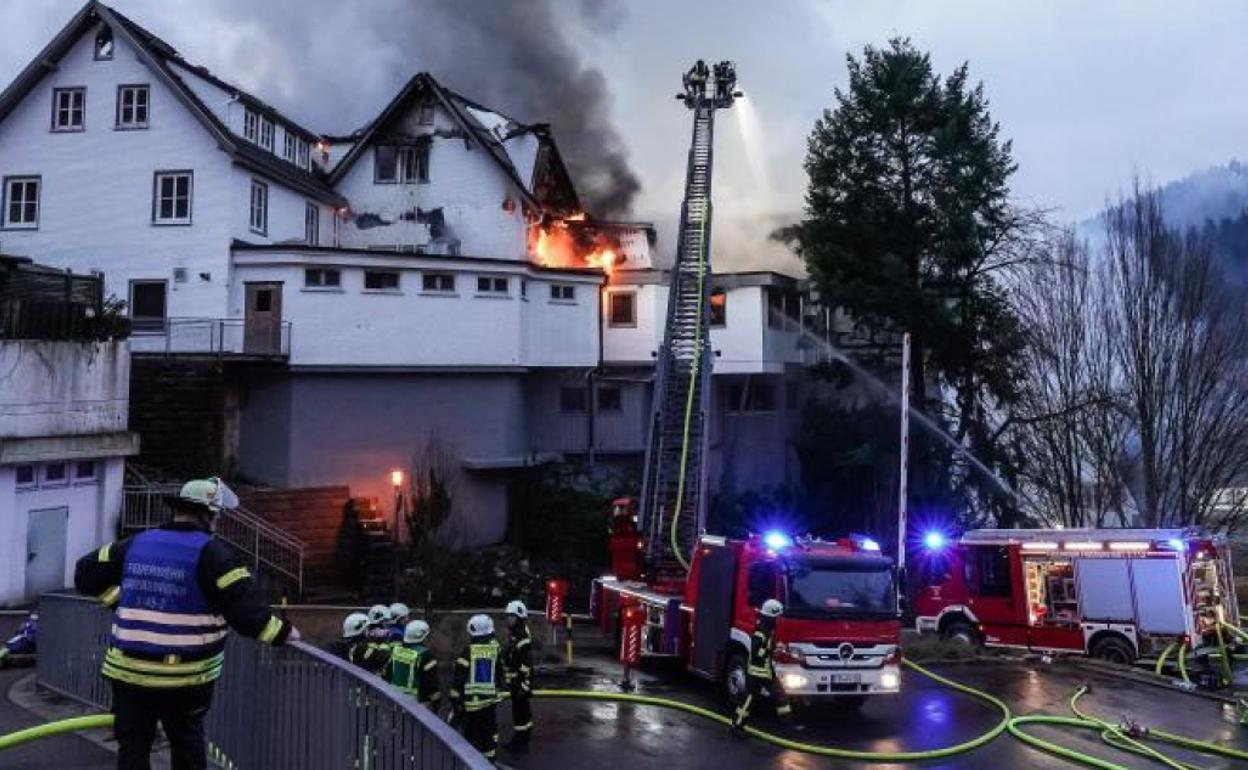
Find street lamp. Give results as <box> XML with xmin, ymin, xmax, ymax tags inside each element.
<box><xmin>390</xmin><ymin>469</ymin><xmax>404</xmax><ymax>600</ymax></box>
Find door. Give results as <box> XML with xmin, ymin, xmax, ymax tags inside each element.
<box><xmin>244</xmin><ymin>282</ymin><xmax>282</xmax><ymax>355</ymax></box>
<box><xmin>26</xmin><ymin>507</ymin><xmax>69</xmax><ymax>600</ymax></box>
<box><xmin>965</xmin><ymin>545</ymin><xmax>1026</xmax><ymax>643</ymax></box>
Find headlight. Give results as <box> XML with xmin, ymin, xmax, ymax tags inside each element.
<box><xmin>781</xmin><ymin>673</ymin><xmax>809</xmax><ymax>690</ymax></box>
<box><xmin>879</xmin><ymin>670</ymin><xmax>900</xmax><ymax>690</ymax></box>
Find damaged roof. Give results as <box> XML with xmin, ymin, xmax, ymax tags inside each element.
<box><xmin>0</xmin><ymin>1</ymin><xmax>345</xmax><ymax>207</ymax></box>
<box><xmin>326</xmin><ymin>73</ymin><xmax>580</xmax><ymax>212</ymax></box>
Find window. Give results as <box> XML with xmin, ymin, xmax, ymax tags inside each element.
<box><xmin>550</xmin><ymin>284</ymin><xmax>575</xmax><ymax>302</ymax></box>
<box><xmin>767</xmin><ymin>287</ymin><xmax>801</xmax><ymax>329</ymax></box>
<box><xmin>254</xmin><ymin>288</ymin><xmax>273</xmax><ymax>312</ymax></box>
<box><xmin>116</xmin><ymin>84</ymin><xmax>149</xmax><ymax>129</ymax></box>
<box><xmin>15</xmin><ymin>465</ymin><xmax>36</xmax><ymax>489</ymax></box>
<box><xmin>597</xmin><ymin>385</ymin><xmax>622</xmax><ymax>412</ymax></box>
<box><xmin>152</xmin><ymin>171</ymin><xmax>192</xmax><ymax>224</ymax></box>
<box><xmin>304</xmin><ymin>268</ymin><xmax>340</xmax><ymax>288</ymax></box>
<box><xmin>3</xmin><ymin>177</ymin><xmax>40</xmax><ymax>229</ymax></box>
<box><xmin>51</xmin><ymin>87</ymin><xmax>85</xmax><ymax>131</ymax></box>
<box><xmin>304</xmin><ymin>202</ymin><xmax>320</xmax><ymax>245</ymax></box>
<box><xmin>417</xmin><ymin>100</ymin><xmax>436</xmax><ymax>125</ymax></box>
<box><xmin>43</xmin><ymin>462</ymin><xmax>68</xmax><ymax>486</ymax></box>
<box><xmin>727</xmin><ymin>381</ymin><xmax>776</xmax><ymax>413</ymax></box>
<box><xmin>422</xmin><ymin>273</ymin><xmax>455</xmax><ymax>293</ymax></box>
<box><xmin>520</xmin><ymin>280</ymin><xmax>528</xmax><ymax>299</ymax></box>
<box><xmin>259</xmin><ymin>118</ymin><xmax>275</xmax><ymax>151</ymax></box>
<box><xmin>709</xmin><ymin>288</ymin><xmax>727</xmax><ymax>326</ymax></box>
<box><xmin>608</xmin><ymin>291</ymin><xmax>636</xmax><ymax>326</ymax></box>
<box><xmin>970</xmin><ymin>546</ymin><xmax>1013</xmax><ymax>598</ymax></box>
<box><xmin>297</xmin><ymin>138</ymin><xmax>310</xmax><ymax>170</ymax></box>
<box><xmin>400</xmin><ymin>145</ymin><xmax>430</xmax><ymax>183</ymax></box>
<box><xmin>560</xmin><ymin>386</ymin><xmax>587</xmax><ymax>413</ymax></box>
<box><xmin>129</xmin><ymin>280</ymin><xmax>167</xmax><ymax>333</ymax></box>
<box><xmin>243</xmin><ymin>109</ymin><xmax>258</xmax><ymax>143</ymax></box>
<box><xmin>747</xmin><ymin>562</ymin><xmax>781</xmax><ymax>607</ymax></box>
<box><xmin>249</xmin><ymin>179</ymin><xmax>268</xmax><ymax>235</ymax></box>
<box><xmin>95</xmin><ymin>26</ymin><xmax>114</xmax><ymax>60</ymax></box>
<box><xmin>74</xmin><ymin>460</ymin><xmax>98</xmax><ymax>482</ymax></box>
<box><xmin>364</xmin><ymin>270</ymin><xmax>400</xmax><ymax>291</ymax></box>
<box><xmin>477</xmin><ymin>276</ymin><xmax>508</xmax><ymax>295</ymax></box>
<box><xmin>284</xmin><ymin>133</ymin><xmax>297</xmax><ymax>163</ymax></box>
<box><xmin>374</xmin><ymin>146</ymin><xmax>397</xmax><ymax>183</ymax></box>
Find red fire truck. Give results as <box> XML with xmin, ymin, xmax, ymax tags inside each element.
<box><xmin>593</xmin><ymin>501</ymin><xmax>902</xmax><ymax>706</ymax></box>
<box><xmin>912</xmin><ymin>528</ymin><xmax>1241</xmax><ymax>663</ymax></box>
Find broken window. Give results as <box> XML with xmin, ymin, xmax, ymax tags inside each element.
<box><xmin>4</xmin><ymin>176</ymin><xmax>40</xmax><ymax>228</ymax></box>
<box><xmin>51</xmin><ymin>87</ymin><xmax>85</xmax><ymax>131</ymax></box>
<box><xmin>95</xmin><ymin>26</ymin><xmax>114</xmax><ymax>60</ymax></box>
<box><xmin>560</xmin><ymin>386</ymin><xmax>588</xmax><ymax>413</ymax></box>
<box><xmin>375</xmin><ymin>146</ymin><xmax>398</xmax><ymax>183</ymax></box>
<box><xmin>550</xmin><ymin>284</ymin><xmax>576</xmax><ymax>302</ymax></box>
<box><xmin>249</xmin><ymin>179</ymin><xmax>268</xmax><ymax>234</ymax></box>
<box><xmin>116</xmin><ymin>84</ymin><xmax>149</xmax><ymax>128</ymax></box>
<box><xmin>477</xmin><ymin>276</ymin><xmax>508</xmax><ymax>295</ymax></box>
<box><xmin>152</xmin><ymin>171</ymin><xmax>192</xmax><ymax>224</ymax></box>
<box><xmin>709</xmin><ymin>288</ymin><xmax>727</xmax><ymax>326</ymax></box>
<box><xmin>422</xmin><ymin>273</ymin><xmax>455</xmax><ymax>293</ymax></box>
<box><xmin>304</xmin><ymin>268</ymin><xmax>340</xmax><ymax>288</ymax></box>
<box><xmin>365</xmin><ymin>270</ymin><xmax>400</xmax><ymax>291</ymax></box>
<box><xmin>597</xmin><ymin>385</ymin><xmax>623</xmax><ymax>412</ymax></box>
<box><xmin>608</xmin><ymin>291</ymin><xmax>636</xmax><ymax>327</ymax></box>
<box><xmin>129</xmin><ymin>280</ymin><xmax>167</xmax><ymax>333</ymax></box>
<box><xmin>401</xmin><ymin>145</ymin><xmax>430</xmax><ymax>183</ymax></box>
<box><xmin>305</xmin><ymin>203</ymin><xmax>319</xmax><ymax>246</ymax></box>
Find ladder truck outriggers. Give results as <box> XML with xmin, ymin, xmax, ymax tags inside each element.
<box><xmin>589</xmin><ymin>62</ymin><xmax>903</xmax><ymax>708</ymax></box>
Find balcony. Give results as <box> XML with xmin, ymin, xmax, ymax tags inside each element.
<box><xmin>129</xmin><ymin>317</ymin><xmax>291</xmax><ymax>359</ymax></box>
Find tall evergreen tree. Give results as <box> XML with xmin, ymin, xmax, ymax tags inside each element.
<box><xmin>787</xmin><ymin>39</ymin><xmax>1033</xmax><ymax>522</ymax></box>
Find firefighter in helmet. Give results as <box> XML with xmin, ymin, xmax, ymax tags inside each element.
<box><xmin>451</xmin><ymin>614</ymin><xmax>502</xmax><ymax>760</ymax></box>
<box><xmin>389</xmin><ymin>619</ymin><xmax>440</xmax><ymax>707</ymax></box>
<box><xmin>732</xmin><ymin>598</ymin><xmax>791</xmax><ymax>732</ymax></box>
<box><xmin>388</xmin><ymin>602</ymin><xmax>412</xmax><ymax>643</ymax></box>
<box><xmin>330</xmin><ymin>611</ymin><xmax>370</xmax><ymax>663</ymax></box>
<box><xmin>350</xmin><ymin>605</ymin><xmax>392</xmax><ymax>676</ymax></box>
<box><xmin>502</xmin><ymin>600</ymin><xmax>534</xmax><ymax>746</ymax></box>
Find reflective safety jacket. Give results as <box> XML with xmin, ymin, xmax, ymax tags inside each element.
<box><xmin>389</xmin><ymin>642</ymin><xmax>439</xmax><ymax>704</ymax></box>
<box><xmin>451</xmin><ymin>638</ymin><xmax>501</xmax><ymax>712</ymax></box>
<box><xmin>503</xmin><ymin>622</ymin><xmax>533</xmax><ymax>694</ymax></box>
<box><xmin>74</xmin><ymin>522</ymin><xmax>290</xmax><ymax>689</ymax></box>
<box><xmin>747</xmin><ymin>625</ymin><xmax>777</xmax><ymax>680</ymax></box>
<box><xmin>347</xmin><ymin>639</ymin><xmax>391</xmax><ymax>676</ymax></box>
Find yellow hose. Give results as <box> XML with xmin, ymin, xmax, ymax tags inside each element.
<box><xmin>1177</xmin><ymin>642</ymin><xmax>1191</xmax><ymax>684</ymax></box>
<box><xmin>0</xmin><ymin>714</ymin><xmax>114</xmax><ymax>751</ymax></box>
<box><xmin>1154</xmin><ymin>643</ymin><xmax>1176</xmax><ymax>676</ymax></box>
<box><xmin>1068</xmin><ymin>688</ymin><xmax>1186</xmax><ymax>770</ymax></box>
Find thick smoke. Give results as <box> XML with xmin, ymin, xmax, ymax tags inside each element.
<box><xmin>213</xmin><ymin>0</ymin><xmax>640</xmax><ymax>217</ymax></box>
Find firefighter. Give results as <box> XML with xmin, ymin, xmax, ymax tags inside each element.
<box><xmin>350</xmin><ymin>605</ymin><xmax>392</xmax><ymax>676</ymax></box>
<box><xmin>685</xmin><ymin>59</ymin><xmax>709</xmax><ymax>99</ymax></box>
<box><xmin>388</xmin><ymin>602</ymin><xmax>412</xmax><ymax>643</ymax></box>
<box><xmin>328</xmin><ymin>612</ymin><xmax>370</xmax><ymax>664</ymax></box>
<box><xmin>451</xmin><ymin>614</ymin><xmax>502</xmax><ymax>761</ymax></box>
<box><xmin>74</xmin><ymin>477</ymin><xmax>298</xmax><ymax>770</ymax></box>
<box><xmin>732</xmin><ymin>598</ymin><xmax>791</xmax><ymax>733</ymax></box>
<box><xmin>502</xmin><ymin>600</ymin><xmax>534</xmax><ymax>746</ymax></box>
<box><xmin>389</xmin><ymin>619</ymin><xmax>440</xmax><ymax>707</ymax></box>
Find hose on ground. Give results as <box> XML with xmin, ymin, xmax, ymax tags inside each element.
<box><xmin>0</xmin><ymin>714</ymin><xmax>114</xmax><ymax>751</ymax></box>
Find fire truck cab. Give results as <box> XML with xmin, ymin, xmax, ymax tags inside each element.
<box><xmin>594</xmin><ymin>531</ymin><xmax>902</xmax><ymax>704</ymax></box>
<box><xmin>912</xmin><ymin>528</ymin><xmax>1240</xmax><ymax>663</ymax></box>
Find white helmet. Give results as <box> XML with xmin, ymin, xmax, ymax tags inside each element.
<box><xmin>404</xmin><ymin>619</ymin><xmax>431</xmax><ymax>644</ymax></box>
<box><xmin>760</xmin><ymin>599</ymin><xmax>784</xmax><ymax>618</ymax></box>
<box><xmin>389</xmin><ymin>602</ymin><xmax>411</xmax><ymax>622</ymax></box>
<box><xmin>343</xmin><ymin>612</ymin><xmax>369</xmax><ymax>639</ymax></box>
<box><xmin>367</xmin><ymin>604</ymin><xmax>392</xmax><ymax>626</ymax></box>
<box><xmin>177</xmin><ymin>477</ymin><xmax>239</xmax><ymax>514</ymax></box>
<box><xmin>505</xmin><ymin>600</ymin><xmax>528</xmax><ymax>619</ymax></box>
<box><xmin>467</xmin><ymin>614</ymin><xmax>495</xmax><ymax>637</ymax></box>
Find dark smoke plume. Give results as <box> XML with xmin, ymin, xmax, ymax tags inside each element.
<box><xmin>215</xmin><ymin>0</ymin><xmax>641</xmax><ymax>217</ymax></box>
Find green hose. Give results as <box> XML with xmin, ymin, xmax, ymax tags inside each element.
<box><xmin>1069</xmin><ymin>688</ymin><xmax>1186</xmax><ymax>770</ymax></box>
<box><xmin>0</xmin><ymin>714</ymin><xmax>114</xmax><ymax>751</ymax></box>
<box><xmin>1177</xmin><ymin>642</ymin><xmax>1191</xmax><ymax>685</ymax></box>
<box><xmin>1154</xmin><ymin>643</ymin><xmax>1176</xmax><ymax>676</ymax></box>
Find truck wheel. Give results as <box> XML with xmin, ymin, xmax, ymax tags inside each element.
<box><xmin>725</xmin><ymin>651</ymin><xmax>749</xmax><ymax>705</ymax></box>
<box><xmin>1090</xmin><ymin>636</ymin><xmax>1134</xmax><ymax>665</ymax></box>
<box><xmin>940</xmin><ymin>619</ymin><xmax>980</xmax><ymax>647</ymax></box>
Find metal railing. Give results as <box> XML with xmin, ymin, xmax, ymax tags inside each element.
<box><xmin>128</xmin><ymin>317</ymin><xmax>291</xmax><ymax>358</ymax></box>
<box><xmin>37</xmin><ymin>593</ymin><xmax>491</xmax><ymax>770</ymax></box>
<box><xmin>121</xmin><ymin>485</ymin><xmax>306</xmax><ymax>596</ymax></box>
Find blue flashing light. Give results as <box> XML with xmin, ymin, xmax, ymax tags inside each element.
<box><xmin>1167</xmin><ymin>538</ymin><xmax>1186</xmax><ymax>552</ymax></box>
<box><xmin>923</xmin><ymin>531</ymin><xmax>947</xmax><ymax>551</ymax></box>
<box><xmin>859</xmin><ymin>537</ymin><xmax>881</xmax><ymax>552</ymax></box>
<box><xmin>763</xmin><ymin>531</ymin><xmax>792</xmax><ymax>550</ymax></box>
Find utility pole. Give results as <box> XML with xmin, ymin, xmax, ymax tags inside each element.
<box><xmin>896</xmin><ymin>333</ymin><xmax>912</xmax><ymax>567</ymax></box>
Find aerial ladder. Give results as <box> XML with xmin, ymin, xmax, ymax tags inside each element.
<box><xmin>638</xmin><ymin>61</ymin><xmax>741</xmax><ymax>585</ymax></box>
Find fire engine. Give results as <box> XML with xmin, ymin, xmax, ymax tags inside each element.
<box><xmin>912</xmin><ymin>528</ymin><xmax>1241</xmax><ymax>663</ymax></box>
<box><xmin>594</xmin><ymin>505</ymin><xmax>902</xmax><ymax>706</ymax></box>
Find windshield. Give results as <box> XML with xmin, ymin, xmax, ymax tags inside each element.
<box><xmin>783</xmin><ymin>558</ymin><xmax>898</xmax><ymax>619</ymax></box>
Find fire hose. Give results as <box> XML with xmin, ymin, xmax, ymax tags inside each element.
<box><xmin>0</xmin><ymin>714</ymin><xmax>114</xmax><ymax>751</ymax></box>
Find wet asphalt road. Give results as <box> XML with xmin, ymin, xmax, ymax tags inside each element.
<box><xmin>503</xmin><ymin>652</ymin><xmax>1248</xmax><ymax>770</ymax></box>
<box><xmin>0</xmin><ymin>667</ymin><xmax>115</xmax><ymax>770</ymax></box>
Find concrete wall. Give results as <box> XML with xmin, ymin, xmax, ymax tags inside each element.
<box><xmin>0</xmin><ymin>340</ymin><xmax>129</xmax><ymax>438</ymax></box>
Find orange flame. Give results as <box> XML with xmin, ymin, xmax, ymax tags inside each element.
<box><xmin>529</xmin><ymin>215</ymin><xmax>622</xmax><ymax>275</ymax></box>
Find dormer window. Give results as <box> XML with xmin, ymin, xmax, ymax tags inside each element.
<box><xmin>259</xmin><ymin>118</ymin><xmax>274</xmax><ymax>152</ymax></box>
<box><xmin>244</xmin><ymin>109</ymin><xmax>258</xmax><ymax>143</ymax></box>
<box><xmin>94</xmin><ymin>26</ymin><xmax>114</xmax><ymax>60</ymax></box>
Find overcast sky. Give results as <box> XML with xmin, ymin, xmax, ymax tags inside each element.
<box><xmin>2</xmin><ymin>0</ymin><xmax>1245</xmax><ymax>272</ymax></box>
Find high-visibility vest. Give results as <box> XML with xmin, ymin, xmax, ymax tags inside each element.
<box><xmin>747</xmin><ymin>628</ymin><xmax>775</xmax><ymax>679</ymax></box>
<box><xmin>389</xmin><ymin>643</ymin><xmax>432</xmax><ymax>696</ymax></box>
<box><xmin>463</xmin><ymin>641</ymin><xmax>500</xmax><ymax>710</ymax></box>
<box><xmin>104</xmin><ymin>530</ymin><xmax>227</xmax><ymax>688</ymax></box>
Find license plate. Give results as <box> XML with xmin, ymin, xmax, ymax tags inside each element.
<box><xmin>833</xmin><ymin>673</ymin><xmax>860</xmax><ymax>684</ymax></box>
